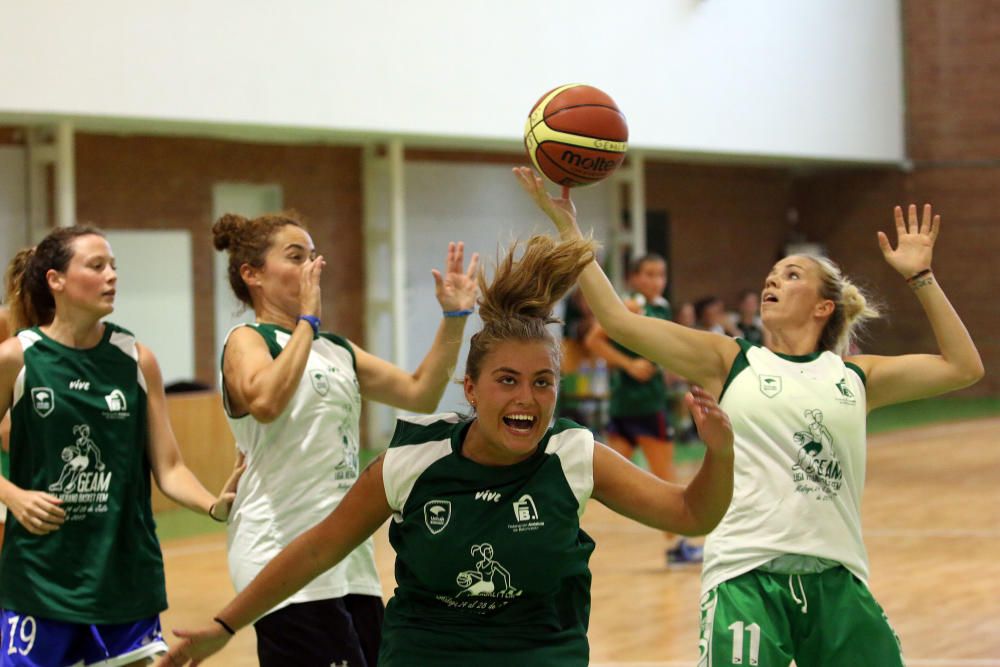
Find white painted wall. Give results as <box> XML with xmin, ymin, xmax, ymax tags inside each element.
<box><xmin>211</xmin><ymin>183</ymin><xmax>283</xmax><ymax>376</ymax></box>
<box><xmin>0</xmin><ymin>0</ymin><xmax>903</xmax><ymax>162</ymax></box>
<box><xmin>103</xmin><ymin>230</ymin><xmax>194</xmax><ymax>384</ymax></box>
<box><xmin>363</xmin><ymin>160</ymin><xmax>615</xmax><ymax>445</ymax></box>
<box><xmin>0</xmin><ymin>147</ymin><xmax>28</xmax><ymax>271</ymax></box>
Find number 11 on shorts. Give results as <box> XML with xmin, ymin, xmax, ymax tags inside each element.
<box><xmin>728</xmin><ymin>621</ymin><xmax>760</xmax><ymax>665</ymax></box>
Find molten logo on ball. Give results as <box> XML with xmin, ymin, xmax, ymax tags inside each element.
<box><xmin>524</xmin><ymin>83</ymin><xmax>628</xmax><ymax>188</ymax></box>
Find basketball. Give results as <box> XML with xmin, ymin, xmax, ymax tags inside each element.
<box><xmin>523</xmin><ymin>84</ymin><xmax>628</xmax><ymax>187</ymax></box>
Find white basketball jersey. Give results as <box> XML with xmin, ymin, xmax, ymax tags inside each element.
<box><xmin>702</xmin><ymin>340</ymin><xmax>869</xmax><ymax>595</ymax></box>
<box><xmin>223</xmin><ymin>324</ymin><xmax>381</xmax><ymax>612</ymax></box>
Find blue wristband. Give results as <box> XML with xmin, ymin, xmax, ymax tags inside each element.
<box><xmin>298</xmin><ymin>315</ymin><xmax>321</xmax><ymax>334</ymax></box>
<box><xmin>443</xmin><ymin>308</ymin><xmax>474</xmax><ymax>318</ymax></box>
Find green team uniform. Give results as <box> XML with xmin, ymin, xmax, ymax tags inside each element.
<box><xmin>609</xmin><ymin>295</ymin><xmax>671</xmax><ymax>418</ymax></box>
<box><xmin>698</xmin><ymin>340</ymin><xmax>903</xmax><ymax>666</ymax></box>
<box><xmin>380</xmin><ymin>413</ymin><xmax>596</xmax><ymax>666</ymax></box>
<box><xmin>0</xmin><ymin>324</ymin><xmax>166</xmax><ymax>624</ymax></box>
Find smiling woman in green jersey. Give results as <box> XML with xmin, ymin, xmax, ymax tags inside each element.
<box><xmin>210</xmin><ymin>212</ymin><xmax>478</xmax><ymax>667</ymax></box>
<box><xmin>515</xmin><ymin>166</ymin><xmax>984</xmax><ymax>667</ymax></box>
<box><xmin>0</xmin><ymin>226</ymin><xmax>243</xmax><ymax>667</ymax></box>
<box><xmin>158</xmin><ymin>233</ymin><xmax>735</xmax><ymax>667</ymax></box>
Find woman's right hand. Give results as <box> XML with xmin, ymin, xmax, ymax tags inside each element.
<box><xmin>9</xmin><ymin>488</ymin><xmax>65</xmax><ymax>535</ymax></box>
<box><xmin>156</xmin><ymin>624</ymin><xmax>232</xmax><ymax>666</ymax></box>
<box><xmin>512</xmin><ymin>167</ymin><xmax>581</xmax><ymax>238</ymax></box>
<box><xmin>685</xmin><ymin>386</ymin><xmax>734</xmax><ymax>456</ymax></box>
<box><xmin>299</xmin><ymin>255</ymin><xmax>326</xmax><ymax>320</ymax></box>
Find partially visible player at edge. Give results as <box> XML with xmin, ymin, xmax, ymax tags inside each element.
<box><xmin>515</xmin><ymin>165</ymin><xmax>983</xmax><ymax>666</ymax></box>
<box><xmin>157</xmin><ymin>233</ymin><xmax>735</xmax><ymax>667</ymax></box>
<box><xmin>0</xmin><ymin>226</ymin><xmax>244</xmax><ymax>666</ymax></box>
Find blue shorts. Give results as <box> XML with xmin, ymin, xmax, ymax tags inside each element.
<box><xmin>606</xmin><ymin>411</ymin><xmax>670</xmax><ymax>447</ymax></box>
<box><xmin>0</xmin><ymin>610</ymin><xmax>167</xmax><ymax>667</ymax></box>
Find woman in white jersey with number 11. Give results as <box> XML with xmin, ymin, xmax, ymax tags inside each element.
<box><xmin>515</xmin><ymin>166</ymin><xmax>984</xmax><ymax>666</ymax></box>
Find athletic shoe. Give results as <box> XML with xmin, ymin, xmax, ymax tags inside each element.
<box><xmin>666</xmin><ymin>539</ymin><xmax>703</xmax><ymax>565</ymax></box>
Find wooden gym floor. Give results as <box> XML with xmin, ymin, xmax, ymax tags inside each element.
<box><xmin>160</xmin><ymin>418</ymin><xmax>1000</xmax><ymax>666</ymax></box>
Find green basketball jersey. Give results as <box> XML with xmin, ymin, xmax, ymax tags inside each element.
<box><xmin>0</xmin><ymin>323</ymin><xmax>166</xmax><ymax>623</ymax></box>
<box><xmin>380</xmin><ymin>413</ymin><xmax>596</xmax><ymax>666</ymax></box>
<box><xmin>609</xmin><ymin>295</ymin><xmax>671</xmax><ymax>417</ymax></box>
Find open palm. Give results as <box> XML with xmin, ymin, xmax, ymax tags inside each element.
<box><xmin>432</xmin><ymin>241</ymin><xmax>479</xmax><ymax>312</ymax></box>
<box><xmin>878</xmin><ymin>204</ymin><xmax>938</xmax><ymax>278</ymax></box>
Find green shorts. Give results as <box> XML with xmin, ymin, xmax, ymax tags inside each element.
<box><xmin>698</xmin><ymin>566</ymin><xmax>904</xmax><ymax>666</ymax></box>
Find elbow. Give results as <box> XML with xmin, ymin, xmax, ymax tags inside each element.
<box><xmin>248</xmin><ymin>399</ymin><xmax>282</xmax><ymax>423</ymax></box>
<box><xmin>959</xmin><ymin>363</ymin><xmax>986</xmax><ymax>389</ymax></box>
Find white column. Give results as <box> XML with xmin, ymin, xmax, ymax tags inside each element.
<box><xmin>54</xmin><ymin>121</ymin><xmax>75</xmax><ymax>228</ymax></box>
<box><xmin>387</xmin><ymin>139</ymin><xmax>408</xmax><ymax>372</ymax></box>
<box><xmin>628</xmin><ymin>150</ymin><xmax>646</xmax><ymax>258</ymax></box>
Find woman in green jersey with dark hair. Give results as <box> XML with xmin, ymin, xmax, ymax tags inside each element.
<box><xmin>514</xmin><ymin>166</ymin><xmax>984</xmax><ymax>666</ymax></box>
<box><xmin>159</xmin><ymin>233</ymin><xmax>735</xmax><ymax>667</ymax></box>
<box><xmin>0</xmin><ymin>226</ymin><xmax>243</xmax><ymax>667</ymax></box>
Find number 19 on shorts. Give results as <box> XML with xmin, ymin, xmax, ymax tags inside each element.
<box><xmin>728</xmin><ymin>621</ymin><xmax>760</xmax><ymax>666</ymax></box>
<box><xmin>5</xmin><ymin>615</ymin><xmax>37</xmax><ymax>657</ymax></box>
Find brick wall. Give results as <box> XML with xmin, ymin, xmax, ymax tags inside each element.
<box><xmin>644</xmin><ymin>162</ymin><xmax>794</xmax><ymax>309</ymax></box>
<box><xmin>74</xmin><ymin>133</ymin><xmax>364</xmax><ymax>385</ymax></box>
<box><xmin>904</xmin><ymin>1</ymin><xmax>1000</xmax><ymax>162</ymax></box>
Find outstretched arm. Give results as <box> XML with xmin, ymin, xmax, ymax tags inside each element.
<box><xmin>156</xmin><ymin>455</ymin><xmax>392</xmax><ymax>666</ymax></box>
<box><xmin>514</xmin><ymin>167</ymin><xmax>739</xmax><ymax>396</ymax></box>
<box><xmin>593</xmin><ymin>386</ymin><xmax>734</xmax><ymax>535</ymax></box>
<box><xmin>849</xmin><ymin>205</ymin><xmax>984</xmax><ymax>410</ymax></box>
<box><xmin>356</xmin><ymin>241</ymin><xmax>479</xmax><ymax>412</ymax></box>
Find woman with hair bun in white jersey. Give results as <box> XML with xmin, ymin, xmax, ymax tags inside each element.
<box><xmin>210</xmin><ymin>211</ymin><xmax>478</xmax><ymax>667</ymax></box>
<box><xmin>515</xmin><ymin>166</ymin><xmax>984</xmax><ymax>667</ymax></box>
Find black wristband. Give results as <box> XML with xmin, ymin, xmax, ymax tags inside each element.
<box><xmin>214</xmin><ymin>616</ymin><xmax>236</xmax><ymax>635</ymax></box>
<box><xmin>906</xmin><ymin>268</ymin><xmax>932</xmax><ymax>283</ymax></box>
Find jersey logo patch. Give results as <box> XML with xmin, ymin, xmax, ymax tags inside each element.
<box><xmin>309</xmin><ymin>369</ymin><xmax>330</xmax><ymax>396</ymax></box>
<box><xmin>835</xmin><ymin>378</ymin><xmax>857</xmax><ymax>405</ymax></box>
<box><xmin>508</xmin><ymin>494</ymin><xmax>545</xmax><ymax>533</ymax></box>
<box><xmin>759</xmin><ymin>375</ymin><xmax>782</xmax><ymax>398</ymax></box>
<box><xmin>424</xmin><ymin>500</ymin><xmax>452</xmax><ymax>534</ymax></box>
<box><xmin>102</xmin><ymin>388</ymin><xmax>130</xmax><ymax>420</ymax></box>
<box><xmin>31</xmin><ymin>387</ymin><xmax>55</xmax><ymax>417</ymax></box>
<box><xmin>790</xmin><ymin>409</ymin><xmax>844</xmax><ymax>500</ymax></box>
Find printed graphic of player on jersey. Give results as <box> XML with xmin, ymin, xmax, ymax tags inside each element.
<box><xmin>456</xmin><ymin>543</ymin><xmax>521</xmax><ymax>598</ymax></box>
<box><xmin>48</xmin><ymin>424</ymin><xmax>105</xmax><ymax>493</ymax></box>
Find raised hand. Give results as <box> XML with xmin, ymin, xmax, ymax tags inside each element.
<box><xmin>208</xmin><ymin>451</ymin><xmax>246</xmax><ymax>522</ymax></box>
<box><xmin>878</xmin><ymin>204</ymin><xmax>938</xmax><ymax>279</ymax></box>
<box><xmin>155</xmin><ymin>624</ymin><xmax>232</xmax><ymax>666</ymax></box>
<box><xmin>9</xmin><ymin>488</ymin><xmax>65</xmax><ymax>535</ymax></box>
<box><xmin>685</xmin><ymin>386</ymin><xmax>734</xmax><ymax>455</ymax></box>
<box><xmin>512</xmin><ymin>167</ymin><xmax>580</xmax><ymax>237</ymax></box>
<box><xmin>432</xmin><ymin>242</ymin><xmax>479</xmax><ymax>313</ymax></box>
<box><xmin>299</xmin><ymin>255</ymin><xmax>326</xmax><ymax>319</ymax></box>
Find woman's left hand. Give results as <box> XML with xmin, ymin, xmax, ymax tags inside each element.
<box><xmin>685</xmin><ymin>386</ymin><xmax>734</xmax><ymax>456</ymax></box>
<box><xmin>209</xmin><ymin>451</ymin><xmax>246</xmax><ymax>522</ymax></box>
<box><xmin>432</xmin><ymin>242</ymin><xmax>479</xmax><ymax>313</ymax></box>
<box><xmin>155</xmin><ymin>624</ymin><xmax>232</xmax><ymax>666</ymax></box>
<box><xmin>878</xmin><ymin>203</ymin><xmax>939</xmax><ymax>279</ymax></box>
